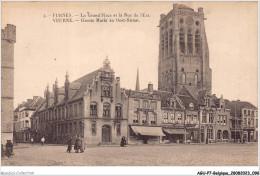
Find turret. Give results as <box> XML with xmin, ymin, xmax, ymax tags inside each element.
<box><xmin>64</xmin><ymin>71</ymin><xmax>70</xmax><ymax>101</ymax></box>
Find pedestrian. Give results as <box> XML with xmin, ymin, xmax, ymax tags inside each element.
<box><xmin>74</xmin><ymin>135</ymin><xmax>80</xmax><ymax>153</ymax></box>
<box><xmin>80</xmin><ymin>136</ymin><xmax>84</xmax><ymax>153</ymax></box>
<box><xmin>120</xmin><ymin>136</ymin><xmax>126</xmax><ymax>147</ymax></box>
<box><xmin>5</xmin><ymin>140</ymin><xmax>13</xmax><ymax>157</ymax></box>
<box><xmin>67</xmin><ymin>137</ymin><xmax>72</xmax><ymax>153</ymax></box>
<box><xmin>41</xmin><ymin>136</ymin><xmax>45</xmax><ymax>146</ymax></box>
<box><xmin>30</xmin><ymin>137</ymin><xmax>34</xmax><ymax>146</ymax></box>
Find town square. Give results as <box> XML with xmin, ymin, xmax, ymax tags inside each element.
<box><xmin>1</xmin><ymin>1</ymin><xmax>258</xmax><ymax>173</ymax></box>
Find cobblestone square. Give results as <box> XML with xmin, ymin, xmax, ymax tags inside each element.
<box><xmin>1</xmin><ymin>143</ymin><xmax>258</xmax><ymax>166</ymax></box>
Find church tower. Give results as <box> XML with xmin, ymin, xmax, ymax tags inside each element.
<box><xmin>158</xmin><ymin>4</ymin><xmax>212</xmax><ymax>94</ymax></box>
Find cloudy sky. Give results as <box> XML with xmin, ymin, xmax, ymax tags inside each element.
<box><xmin>2</xmin><ymin>1</ymin><xmax>258</xmax><ymax>107</ymax></box>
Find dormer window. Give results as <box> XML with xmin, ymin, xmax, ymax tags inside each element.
<box><xmin>205</xmin><ymin>98</ymin><xmax>210</xmax><ymax>107</ymax></box>
<box><xmin>189</xmin><ymin>103</ymin><xmax>194</xmax><ymax>110</ymax></box>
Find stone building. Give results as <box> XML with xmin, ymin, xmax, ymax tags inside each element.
<box><xmin>158</xmin><ymin>4</ymin><xmax>212</xmax><ymax>94</ymax></box>
<box><xmin>1</xmin><ymin>24</ymin><xmax>16</xmax><ymax>144</ymax></box>
<box><xmin>229</xmin><ymin>101</ymin><xmax>257</xmax><ymax>142</ymax></box>
<box><xmin>126</xmin><ymin>83</ymin><xmax>165</xmax><ymax>145</ymax></box>
<box><xmin>31</xmin><ymin>58</ymin><xmax>128</xmax><ymax>145</ymax></box>
<box><xmin>13</xmin><ymin>96</ymin><xmax>43</xmax><ymax>143</ymax></box>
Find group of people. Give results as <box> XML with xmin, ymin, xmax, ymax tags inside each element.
<box><xmin>1</xmin><ymin>140</ymin><xmax>14</xmax><ymax>158</ymax></box>
<box><xmin>67</xmin><ymin>135</ymin><xmax>85</xmax><ymax>153</ymax></box>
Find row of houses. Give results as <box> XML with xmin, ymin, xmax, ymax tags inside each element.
<box><xmin>13</xmin><ymin>59</ymin><xmax>258</xmax><ymax>145</ymax></box>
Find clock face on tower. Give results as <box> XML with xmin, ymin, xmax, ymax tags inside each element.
<box><xmin>186</xmin><ymin>16</ymin><xmax>194</xmax><ymax>26</ymax></box>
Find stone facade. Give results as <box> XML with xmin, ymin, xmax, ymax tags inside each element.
<box><xmin>158</xmin><ymin>4</ymin><xmax>212</xmax><ymax>94</ymax></box>
<box><xmin>1</xmin><ymin>24</ymin><xmax>16</xmax><ymax>144</ymax></box>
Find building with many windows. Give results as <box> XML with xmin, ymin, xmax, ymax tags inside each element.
<box><xmin>13</xmin><ymin>96</ymin><xmax>43</xmax><ymax>143</ymax></box>
<box><xmin>31</xmin><ymin>58</ymin><xmax>128</xmax><ymax>145</ymax></box>
<box><xmin>229</xmin><ymin>101</ymin><xmax>257</xmax><ymax>142</ymax></box>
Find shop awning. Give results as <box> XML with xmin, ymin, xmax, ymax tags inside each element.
<box><xmin>163</xmin><ymin>128</ymin><xmax>189</xmax><ymax>135</ymax></box>
<box><xmin>131</xmin><ymin>126</ymin><xmax>165</xmax><ymax>136</ymax></box>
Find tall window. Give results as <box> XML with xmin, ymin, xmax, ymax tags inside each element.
<box><xmin>79</xmin><ymin>102</ymin><xmax>83</xmax><ymax>117</ymax></box>
<box><xmin>133</xmin><ymin>113</ymin><xmax>139</xmax><ymax>123</ymax></box>
<box><xmin>142</xmin><ymin>113</ymin><xmax>147</xmax><ymax>124</ymax></box>
<box><xmin>194</xmin><ymin>74</ymin><xmax>198</xmax><ymax>85</ymax></box>
<box><xmin>195</xmin><ymin>30</ymin><xmax>201</xmax><ymax>54</ymax></box>
<box><xmin>177</xmin><ymin>113</ymin><xmax>182</xmax><ymax>123</ymax></box>
<box><xmin>74</xmin><ymin>104</ymin><xmax>78</xmax><ymax>117</ymax></box>
<box><xmin>209</xmin><ymin>111</ymin><xmax>214</xmax><ymax>123</ymax></box>
<box><xmin>102</xmin><ymin>84</ymin><xmax>111</xmax><ymax>97</ymax></box>
<box><xmin>207</xmin><ymin>126</ymin><xmax>213</xmax><ymax>139</ymax></box>
<box><xmin>165</xmin><ymin>32</ymin><xmax>168</xmax><ymax>58</ymax></box>
<box><xmin>150</xmin><ymin>113</ymin><xmax>156</xmax><ymax>124</ymax></box>
<box><xmin>193</xmin><ymin>115</ymin><xmax>198</xmax><ymax>124</ymax></box>
<box><xmin>170</xmin><ymin>113</ymin><xmax>175</xmax><ymax>123</ymax></box>
<box><xmin>103</xmin><ymin>103</ymin><xmax>110</xmax><ymax>117</ymax></box>
<box><xmin>187</xmin><ymin>28</ymin><xmax>193</xmax><ymax>54</ymax></box>
<box><xmin>92</xmin><ymin>121</ymin><xmax>96</xmax><ymax>135</ymax></box>
<box><xmin>161</xmin><ymin>35</ymin><xmax>164</xmax><ymax>59</ymax></box>
<box><xmin>244</xmin><ymin>118</ymin><xmax>247</xmax><ymax>126</ymax></box>
<box><xmin>202</xmin><ymin>111</ymin><xmax>207</xmax><ymax>123</ymax></box>
<box><xmin>223</xmin><ymin>115</ymin><xmax>227</xmax><ymax>125</ymax></box>
<box><xmin>69</xmin><ymin>105</ymin><xmax>73</xmax><ymax>117</ymax></box>
<box><xmin>90</xmin><ymin>102</ymin><xmax>98</xmax><ymax>116</ymax></box>
<box><xmin>169</xmin><ymin>29</ymin><xmax>173</xmax><ymax>55</ymax></box>
<box><xmin>179</xmin><ymin>28</ymin><xmax>185</xmax><ymax>54</ymax></box>
<box><xmin>205</xmin><ymin>98</ymin><xmax>210</xmax><ymax>107</ymax></box>
<box><xmin>134</xmin><ymin>100</ymin><xmax>140</xmax><ymax>109</ymax></box>
<box><xmin>115</xmin><ymin>104</ymin><xmax>122</xmax><ymax>118</ymax></box>
<box><xmin>143</xmin><ymin>101</ymin><xmax>149</xmax><ymax>109</ymax></box>
<box><xmin>163</xmin><ymin>112</ymin><xmax>168</xmax><ymax>123</ymax></box>
<box><xmin>116</xmin><ymin>123</ymin><xmax>121</xmax><ymax>136</ymax></box>
<box><xmin>181</xmin><ymin>73</ymin><xmax>186</xmax><ymax>84</ymax></box>
<box><xmin>151</xmin><ymin>102</ymin><xmax>157</xmax><ymax>110</ymax></box>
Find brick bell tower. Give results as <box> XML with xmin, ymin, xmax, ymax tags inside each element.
<box><xmin>1</xmin><ymin>24</ymin><xmax>16</xmax><ymax>144</ymax></box>
<box><xmin>158</xmin><ymin>4</ymin><xmax>212</xmax><ymax>94</ymax></box>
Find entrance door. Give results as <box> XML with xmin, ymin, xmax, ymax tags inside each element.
<box><xmin>102</xmin><ymin>125</ymin><xmax>111</xmax><ymax>142</ymax></box>
<box><xmin>201</xmin><ymin>132</ymin><xmax>204</xmax><ymax>143</ymax></box>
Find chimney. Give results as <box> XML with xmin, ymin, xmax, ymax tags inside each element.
<box><xmin>198</xmin><ymin>7</ymin><xmax>203</xmax><ymax>13</ymax></box>
<box><xmin>148</xmin><ymin>82</ymin><xmax>153</xmax><ymax>93</ymax></box>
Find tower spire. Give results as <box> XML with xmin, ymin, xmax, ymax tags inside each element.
<box><xmin>135</xmin><ymin>68</ymin><xmax>140</xmax><ymax>91</ymax></box>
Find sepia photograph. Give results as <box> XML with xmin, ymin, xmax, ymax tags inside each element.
<box><xmin>1</xmin><ymin>1</ymin><xmax>259</xmax><ymax>175</ymax></box>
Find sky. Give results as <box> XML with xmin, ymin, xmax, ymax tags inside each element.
<box><xmin>1</xmin><ymin>1</ymin><xmax>258</xmax><ymax>107</ymax></box>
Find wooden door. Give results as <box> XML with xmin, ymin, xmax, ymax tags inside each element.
<box><xmin>102</xmin><ymin>125</ymin><xmax>111</xmax><ymax>142</ymax></box>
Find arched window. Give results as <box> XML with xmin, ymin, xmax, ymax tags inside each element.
<box><xmin>187</xmin><ymin>28</ymin><xmax>193</xmax><ymax>54</ymax></box>
<box><xmin>169</xmin><ymin>29</ymin><xmax>173</xmax><ymax>55</ymax></box>
<box><xmin>195</xmin><ymin>30</ymin><xmax>201</xmax><ymax>54</ymax></box>
<box><xmin>115</xmin><ymin>104</ymin><xmax>122</xmax><ymax>118</ymax></box>
<box><xmin>103</xmin><ymin>103</ymin><xmax>110</xmax><ymax>117</ymax></box>
<box><xmin>179</xmin><ymin>28</ymin><xmax>185</xmax><ymax>54</ymax></box>
<box><xmin>161</xmin><ymin>35</ymin><xmax>164</xmax><ymax>59</ymax></box>
<box><xmin>217</xmin><ymin>130</ymin><xmax>222</xmax><ymax>140</ymax></box>
<box><xmin>165</xmin><ymin>32</ymin><xmax>168</xmax><ymax>58</ymax></box>
<box><xmin>181</xmin><ymin>73</ymin><xmax>186</xmax><ymax>84</ymax></box>
<box><xmin>90</xmin><ymin>102</ymin><xmax>98</xmax><ymax>116</ymax></box>
<box><xmin>194</xmin><ymin>74</ymin><xmax>198</xmax><ymax>85</ymax></box>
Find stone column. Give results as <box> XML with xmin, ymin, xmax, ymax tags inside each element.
<box><xmin>1</xmin><ymin>24</ymin><xmax>16</xmax><ymax>144</ymax></box>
